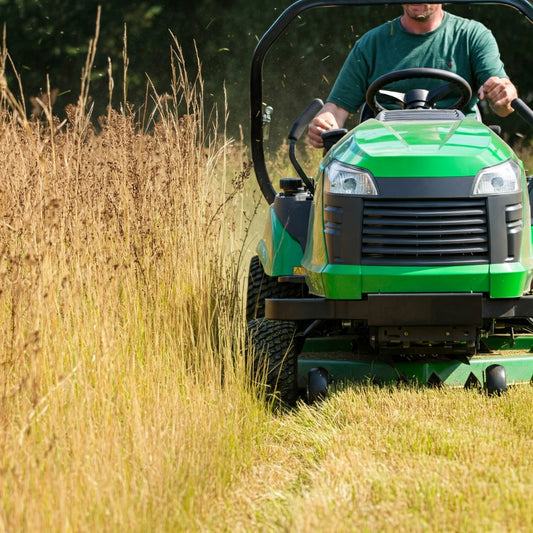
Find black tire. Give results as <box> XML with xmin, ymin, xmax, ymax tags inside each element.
<box><xmin>246</xmin><ymin>255</ymin><xmax>307</xmax><ymax>321</ymax></box>
<box><xmin>247</xmin><ymin>318</ymin><xmax>299</xmax><ymax>405</ymax></box>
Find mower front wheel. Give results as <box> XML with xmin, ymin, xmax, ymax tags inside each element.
<box><xmin>247</xmin><ymin>318</ymin><xmax>299</xmax><ymax>405</ymax></box>
<box><xmin>246</xmin><ymin>255</ymin><xmax>307</xmax><ymax>321</ymax></box>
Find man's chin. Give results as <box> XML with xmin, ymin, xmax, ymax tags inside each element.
<box><xmin>404</xmin><ymin>6</ymin><xmax>434</xmax><ymax>21</ymax></box>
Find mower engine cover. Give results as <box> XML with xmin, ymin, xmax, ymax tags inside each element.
<box><xmin>302</xmin><ymin>110</ymin><xmax>533</xmax><ymax>300</ymax></box>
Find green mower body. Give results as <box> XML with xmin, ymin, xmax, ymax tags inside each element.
<box><xmin>248</xmin><ymin>0</ymin><xmax>533</xmax><ymax>402</ymax></box>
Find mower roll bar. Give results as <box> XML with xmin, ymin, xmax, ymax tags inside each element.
<box><xmin>251</xmin><ymin>0</ymin><xmax>533</xmax><ymax>204</ymax></box>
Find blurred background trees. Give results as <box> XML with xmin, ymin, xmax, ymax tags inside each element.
<box><xmin>1</xmin><ymin>0</ymin><xmax>531</xmax><ymax>141</ymax></box>
<box><xmin>0</xmin><ymin>0</ymin><xmax>293</xmax><ymax>136</ymax></box>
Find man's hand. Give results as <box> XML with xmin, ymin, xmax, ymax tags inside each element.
<box><xmin>308</xmin><ymin>102</ymin><xmax>350</xmax><ymax>148</ymax></box>
<box><xmin>478</xmin><ymin>76</ymin><xmax>518</xmax><ymax>117</ymax></box>
<box><xmin>308</xmin><ymin>113</ymin><xmax>338</xmax><ymax>148</ymax></box>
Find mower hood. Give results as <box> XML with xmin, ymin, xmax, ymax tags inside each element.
<box><xmin>331</xmin><ymin>116</ymin><xmax>515</xmax><ymax>178</ymax></box>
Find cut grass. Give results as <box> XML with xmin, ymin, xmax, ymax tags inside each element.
<box><xmin>232</xmin><ymin>386</ymin><xmax>533</xmax><ymax>533</ymax></box>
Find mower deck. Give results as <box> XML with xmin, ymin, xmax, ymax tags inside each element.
<box><xmin>297</xmin><ymin>336</ymin><xmax>533</xmax><ymax>389</ymax></box>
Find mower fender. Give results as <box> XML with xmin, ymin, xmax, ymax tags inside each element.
<box><xmin>490</xmin><ymin>262</ymin><xmax>533</xmax><ymax>298</ymax></box>
<box><xmin>257</xmin><ymin>205</ymin><xmax>304</xmax><ymax>277</ymax></box>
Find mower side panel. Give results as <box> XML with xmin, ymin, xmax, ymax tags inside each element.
<box><xmin>302</xmin><ymin>188</ymin><xmax>328</xmax><ymax>296</ymax></box>
<box><xmin>257</xmin><ymin>205</ymin><xmax>304</xmax><ymax>276</ymax></box>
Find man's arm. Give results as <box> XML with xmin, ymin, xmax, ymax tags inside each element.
<box><xmin>308</xmin><ymin>102</ymin><xmax>350</xmax><ymax>148</ymax></box>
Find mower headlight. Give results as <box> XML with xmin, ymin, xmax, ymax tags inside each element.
<box><xmin>472</xmin><ymin>159</ymin><xmax>522</xmax><ymax>196</ymax></box>
<box><xmin>325</xmin><ymin>161</ymin><xmax>378</xmax><ymax>196</ymax></box>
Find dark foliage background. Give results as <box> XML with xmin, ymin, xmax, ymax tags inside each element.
<box><xmin>1</xmin><ymin>0</ymin><xmax>532</xmax><ymax>141</ymax></box>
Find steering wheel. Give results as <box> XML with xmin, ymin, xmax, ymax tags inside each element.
<box><xmin>366</xmin><ymin>68</ymin><xmax>472</xmax><ymax>115</ymax></box>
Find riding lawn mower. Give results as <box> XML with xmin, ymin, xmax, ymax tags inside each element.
<box><xmin>247</xmin><ymin>0</ymin><xmax>533</xmax><ymax>403</ymax></box>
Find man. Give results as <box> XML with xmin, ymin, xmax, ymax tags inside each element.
<box><xmin>308</xmin><ymin>4</ymin><xmax>518</xmax><ymax>148</ymax></box>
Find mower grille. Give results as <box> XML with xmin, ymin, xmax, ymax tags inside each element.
<box><xmin>362</xmin><ymin>198</ymin><xmax>489</xmax><ymax>266</ymax></box>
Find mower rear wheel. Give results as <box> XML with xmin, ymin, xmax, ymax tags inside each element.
<box><xmin>246</xmin><ymin>255</ymin><xmax>307</xmax><ymax>321</ymax></box>
<box><xmin>247</xmin><ymin>318</ymin><xmax>299</xmax><ymax>405</ymax></box>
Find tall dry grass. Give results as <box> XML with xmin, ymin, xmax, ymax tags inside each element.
<box><xmin>0</xmin><ymin>29</ymin><xmax>268</xmax><ymax>531</ymax></box>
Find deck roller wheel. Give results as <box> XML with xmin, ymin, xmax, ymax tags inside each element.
<box><xmin>307</xmin><ymin>367</ymin><xmax>329</xmax><ymax>404</ymax></box>
<box><xmin>485</xmin><ymin>364</ymin><xmax>507</xmax><ymax>396</ymax></box>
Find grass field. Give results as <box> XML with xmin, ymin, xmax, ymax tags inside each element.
<box><xmin>2</xmin><ymin>39</ymin><xmax>533</xmax><ymax>532</ymax></box>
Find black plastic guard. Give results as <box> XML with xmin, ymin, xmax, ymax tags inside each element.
<box><xmin>266</xmin><ymin>293</ymin><xmax>533</xmax><ymax>325</ymax></box>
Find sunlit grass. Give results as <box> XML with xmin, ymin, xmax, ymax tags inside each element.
<box><xmin>235</xmin><ymin>385</ymin><xmax>533</xmax><ymax>532</ymax></box>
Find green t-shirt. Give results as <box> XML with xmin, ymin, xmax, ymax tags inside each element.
<box><xmin>328</xmin><ymin>12</ymin><xmax>507</xmax><ymax>116</ymax></box>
